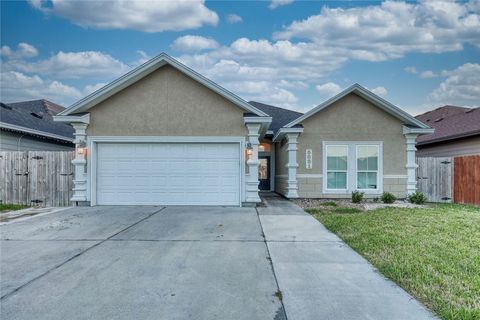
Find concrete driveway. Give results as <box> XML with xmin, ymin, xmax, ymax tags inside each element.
<box><xmin>0</xmin><ymin>195</ymin><xmax>436</xmax><ymax>320</ymax></box>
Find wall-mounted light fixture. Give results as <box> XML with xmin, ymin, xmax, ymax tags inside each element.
<box><xmin>246</xmin><ymin>142</ymin><xmax>253</xmax><ymax>158</ymax></box>
<box><xmin>77</xmin><ymin>141</ymin><xmax>87</xmax><ymax>156</ymax></box>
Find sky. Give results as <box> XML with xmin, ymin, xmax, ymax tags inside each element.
<box><xmin>1</xmin><ymin>0</ymin><xmax>479</xmax><ymax>115</ymax></box>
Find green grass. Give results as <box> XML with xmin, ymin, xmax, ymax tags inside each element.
<box><xmin>0</xmin><ymin>203</ymin><xmax>29</xmax><ymax>213</ymax></box>
<box><xmin>322</xmin><ymin>201</ymin><xmax>338</xmax><ymax>207</ymax></box>
<box><xmin>307</xmin><ymin>204</ymin><xmax>480</xmax><ymax>320</ymax></box>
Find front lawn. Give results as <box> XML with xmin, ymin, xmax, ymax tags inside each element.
<box><xmin>306</xmin><ymin>204</ymin><xmax>480</xmax><ymax>320</ymax></box>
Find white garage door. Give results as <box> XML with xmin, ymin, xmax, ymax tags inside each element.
<box><xmin>96</xmin><ymin>143</ymin><xmax>241</xmax><ymax>205</ymax></box>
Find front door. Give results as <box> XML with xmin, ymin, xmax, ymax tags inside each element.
<box><xmin>258</xmin><ymin>156</ymin><xmax>270</xmax><ymax>190</ymax></box>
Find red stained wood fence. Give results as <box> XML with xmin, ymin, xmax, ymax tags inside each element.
<box><xmin>454</xmin><ymin>155</ymin><xmax>480</xmax><ymax>206</ymax></box>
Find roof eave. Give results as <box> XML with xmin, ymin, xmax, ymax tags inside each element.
<box><xmin>58</xmin><ymin>53</ymin><xmax>268</xmax><ymax>117</ymax></box>
<box><xmin>0</xmin><ymin>122</ymin><xmax>74</xmax><ymax>143</ymax></box>
<box><xmin>272</xmin><ymin>127</ymin><xmax>304</xmax><ymax>142</ymax></box>
<box><xmin>285</xmin><ymin>84</ymin><xmax>430</xmax><ymax>129</ymax></box>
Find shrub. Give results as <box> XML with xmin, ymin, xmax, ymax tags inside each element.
<box><xmin>352</xmin><ymin>190</ymin><xmax>364</xmax><ymax>203</ymax></box>
<box><xmin>408</xmin><ymin>191</ymin><xmax>428</xmax><ymax>204</ymax></box>
<box><xmin>381</xmin><ymin>192</ymin><xmax>396</xmax><ymax>204</ymax></box>
<box><xmin>373</xmin><ymin>197</ymin><xmax>379</xmax><ymax>203</ymax></box>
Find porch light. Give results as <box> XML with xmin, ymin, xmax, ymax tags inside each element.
<box><xmin>246</xmin><ymin>142</ymin><xmax>253</xmax><ymax>157</ymax></box>
<box><xmin>77</xmin><ymin>141</ymin><xmax>87</xmax><ymax>155</ymax></box>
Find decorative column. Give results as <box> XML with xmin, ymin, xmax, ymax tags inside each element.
<box><xmin>245</xmin><ymin>123</ymin><xmax>261</xmax><ymax>203</ymax></box>
<box><xmin>404</xmin><ymin>133</ymin><xmax>419</xmax><ymax>195</ymax></box>
<box><xmin>71</xmin><ymin>123</ymin><xmax>88</xmax><ymax>203</ymax></box>
<box><xmin>285</xmin><ymin>133</ymin><xmax>300</xmax><ymax>198</ymax></box>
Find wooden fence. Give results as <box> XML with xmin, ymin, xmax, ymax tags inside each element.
<box><xmin>454</xmin><ymin>155</ymin><xmax>480</xmax><ymax>206</ymax></box>
<box><xmin>417</xmin><ymin>155</ymin><xmax>480</xmax><ymax>206</ymax></box>
<box><xmin>416</xmin><ymin>157</ymin><xmax>453</xmax><ymax>202</ymax></box>
<box><xmin>0</xmin><ymin>151</ymin><xmax>75</xmax><ymax>207</ymax></box>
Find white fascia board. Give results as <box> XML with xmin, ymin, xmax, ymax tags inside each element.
<box><xmin>286</xmin><ymin>84</ymin><xmax>430</xmax><ymax>129</ymax></box>
<box><xmin>53</xmin><ymin>113</ymin><xmax>90</xmax><ymax>124</ymax></box>
<box><xmin>58</xmin><ymin>53</ymin><xmax>268</xmax><ymax>117</ymax></box>
<box><xmin>273</xmin><ymin>127</ymin><xmax>304</xmax><ymax>142</ymax></box>
<box><xmin>244</xmin><ymin>116</ymin><xmax>272</xmax><ymax>138</ymax></box>
<box><xmin>403</xmin><ymin>125</ymin><xmax>435</xmax><ymax>135</ymax></box>
<box><xmin>0</xmin><ymin>122</ymin><xmax>74</xmax><ymax>142</ymax></box>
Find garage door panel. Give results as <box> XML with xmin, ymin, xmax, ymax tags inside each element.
<box><xmin>96</xmin><ymin>142</ymin><xmax>241</xmax><ymax>205</ymax></box>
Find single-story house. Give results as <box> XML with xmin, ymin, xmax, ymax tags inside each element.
<box><xmin>415</xmin><ymin>106</ymin><xmax>480</xmax><ymax>157</ymax></box>
<box><xmin>54</xmin><ymin>53</ymin><xmax>433</xmax><ymax>206</ymax></box>
<box><xmin>1</xmin><ymin>100</ymin><xmax>74</xmax><ymax>151</ymax></box>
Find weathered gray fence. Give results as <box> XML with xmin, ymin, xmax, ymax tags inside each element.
<box><xmin>0</xmin><ymin>151</ymin><xmax>75</xmax><ymax>207</ymax></box>
<box><xmin>416</xmin><ymin>157</ymin><xmax>453</xmax><ymax>202</ymax></box>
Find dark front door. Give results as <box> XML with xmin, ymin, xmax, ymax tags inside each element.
<box><xmin>258</xmin><ymin>156</ymin><xmax>270</xmax><ymax>190</ymax></box>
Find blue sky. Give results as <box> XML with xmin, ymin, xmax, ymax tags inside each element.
<box><xmin>1</xmin><ymin>0</ymin><xmax>479</xmax><ymax>115</ymax></box>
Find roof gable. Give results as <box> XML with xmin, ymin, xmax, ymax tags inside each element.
<box><xmin>58</xmin><ymin>53</ymin><xmax>268</xmax><ymax>117</ymax></box>
<box><xmin>285</xmin><ymin>84</ymin><xmax>430</xmax><ymax>129</ymax></box>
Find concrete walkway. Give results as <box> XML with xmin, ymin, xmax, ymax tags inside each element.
<box><xmin>259</xmin><ymin>193</ymin><xmax>436</xmax><ymax>320</ymax></box>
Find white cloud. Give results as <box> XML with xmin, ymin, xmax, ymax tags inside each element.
<box><xmin>315</xmin><ymin>82</ymin><xmax>342</xmax><ymax>97</ymax></box>
<box><xmin>370</xmin><ymin>86</ymin><xmax>388</xmax><ymax>97</ymax></box>
<box><xmin>404</xmin><ymin>66</ymin><xmax>418</xmax><ymax>74</ymax></box>
<box><xmin>419</xmin><ymin>70</ymin><xmax>438</xmax><ymax>79</ymax></box>
<box><xmin>274</xmin><ymin>1</ymin><xmax>480</xmax><ymax>61</ymax></box>
<box><xmin>133</xmin><ymin>50</ymin><xmax>151</xmax><ymax>66</ymax></box>
<box><xmin>0</xmin><ymin>71</ymin><xmax>82</xmax><ymax>105</ymax></box>
<box><xmin>225</xmin><ymin>80</ymin><xmax>298</xmax><ymax>109</ymax></box>
<box><xmin>226</xmin><ymin>14</ymin><xmax>242</xmax><ymax>24</ymax></box>
<box><xmin>171</xmin><ymin>35</ymin><xmax>220</xmax><ymax>52</ymax></box>
<box><xmin>5</xmin><ymin>50</ymin><xmax>130</xmax><ymax>79</ymax></box>
<box><xmin>0</xmin><ymin>42</ymin><xmax>38</xmax><ymax>59</ymax></box>
<box><xmin>29</xmin><ymin>0</ymin><xmax>219</xmax><ymax>32</ymax></box>
<box><xmin>84</xmin><ymin>82</ymin><xmax>107</xmax><ymax>95</ymax></box>
<box><xmin>429</xmin><ymin>63</ymin><xmax>480</xmax><ymax>106</ymax></box>
<box><xmin>269</xmin><ymin>0</ymin><xmax>294</xmax><ymax>10</ymax></box>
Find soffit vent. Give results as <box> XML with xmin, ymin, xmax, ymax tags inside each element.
<box><xmin>30</xmin><ymin>112</ymin><xmax>44</xmax><ymax>119</ymax></box>
<box><xmin>0</xmin><ymin>103</ymin><xmax>12</xmax><ymax>110</ymax></box>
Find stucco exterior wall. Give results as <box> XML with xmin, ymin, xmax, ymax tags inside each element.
<box><xmin>277</xmin><ymin>93</ymin><xmax>409</xmax><ymax>198</ymax></box>
<box><xmin>86</xmin><ymin>65</ymin><xmax>247</xmax><ymax>137</ymax></box>
<box><xmin>416</xmin><ymin>136</ymin><xmax>480</xmax><ymax>157</ymax></box>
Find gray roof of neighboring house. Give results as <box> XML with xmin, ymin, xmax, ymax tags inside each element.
<box><xmin>415</xmin><ymin>105</ymin><xmax>480</xmax><ymax>146</ymax></box>
<box><xmin>248</xmin><ymin>101</ymin><xmax>303</xmax><ymax>134</ymax></box>
<box><xmin>0</xmin><ymin>100</ymin><xmax>74</xmax><ymax>141</ymax></box>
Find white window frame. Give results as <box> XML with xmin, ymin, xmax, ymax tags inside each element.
<box><xmin>355</xmin><ymin>144</ymin><xmax>380</xmax><ymax>192</ymax></box>
<box><xmin>324</xmin><ymin>144</ymin><xmax>349</xmax><ymax>192</ymax></box>
<box><xmin>323</xmin><ymin>141</ymin><xmax>383</xmax><ymax>194</ymax></box>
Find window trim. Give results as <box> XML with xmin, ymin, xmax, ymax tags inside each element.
<box><xmin>355</xmin><ymin>144</ymin><xmax>380</xmax><ymax>191</ymax></box>
<box><xmin>324</xmin><ymin>144</ymin><xmax>349</xmax><ymax>192</ymax></box>
<box><xmin>322</xmin><ymin>141</ymin><xmax>383</xmax><ymax>194</ymax></box>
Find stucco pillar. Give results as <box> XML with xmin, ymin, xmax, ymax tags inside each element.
<box><xmin>285</xmin><ymin>132</ymin><xmax>300</xmax><ymax>198</ymax></box>
<box><xmin>71</xmin><ymin>123</ymin><xmax>88</xmax><ymax>203</ymax></box>
<box><xmin>245</xmin><ymin>123</ymin><xmax>261</xmax><ymax>203</ymax></box>
<box><xmin>404</xmin><ymin>133</ymin><xmax>419</xmax><ymax>195</ymax></box>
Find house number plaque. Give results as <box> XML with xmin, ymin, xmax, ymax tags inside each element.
<box><xmin>306</xmin><ymin>149</ymin><xmax>313</xmax><ymax>169</ymax></box>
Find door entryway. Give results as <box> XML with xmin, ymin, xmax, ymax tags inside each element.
<box><xmin>258</xmin><ymin>156</ymin><xmax>270</xmax><ymax>191</ymax></box>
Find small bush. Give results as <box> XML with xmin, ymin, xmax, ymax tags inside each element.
<box><xmin>322</xmin><ymin>201</ymin><xmax>338</xmax><ymax>207</ymax></box>
<box><xmin>373</xmin><ymin>197</ymin><xmax>379</xmax><ymax>203</ymax></box>
<box><xmin>408</xmin><ymin>191</ymin><xmax>428</xmax><ymax>204</ymax></box>
<box><xmin>381</xmin><ymin>192</ymin><xmax>396</xmax><ymax>204</ymax></box>
<box><xmin>352</xmin><ymin>190</ymin><xmax>364</xmax><ymax>203</ymax></box>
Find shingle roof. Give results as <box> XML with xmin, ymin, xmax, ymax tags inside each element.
<box><xmin>248</xmin><ymin>101</ymin><xmax>303</xmax><ymax>134</ymax></box>
<box><xmin>0</xmin><ymin>99</ymin><xmax>74</xmax><ymax>141</ymax></box>
<box><xmin>415</xmin><ymin>105</ymin><xmax>480</xmax><ymax>145</ymax></box>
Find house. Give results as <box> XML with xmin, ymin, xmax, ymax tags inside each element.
<box><xmin>0</xmin><ymin>100</ymin><xmax>74</xmax><ymax>151</ymax></box>
<box><xmin>415</xmin><ymin>106</ymin><xmax>480</xmax><ymax>157</ymax></box>
<box><xmin>54</xmin><ymin>53</ymin><xmax>433</xmax><ymax>206</ymax></box>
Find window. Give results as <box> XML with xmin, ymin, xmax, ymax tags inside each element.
<box><xmin>323</xmin><ymin>142</ymin><xmax>382</xmax><ymax>193</ymax></box>
<box><xmin>356</xmin><ymin>145</ymin><xmax>379</xmax><ymax>190</ymax></box>
<box><xmin>326</xmin><ymin>145</ymin><xmax>348</xmax><ymax>190</ymax></box>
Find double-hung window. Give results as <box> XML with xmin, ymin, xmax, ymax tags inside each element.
<box><xmin>326</xmin><ymin>145</ymin><xmax>348</xmax><ymax>190</ymax></box>
<box><xmin>323</xmin><ymin>142</ymin><xmax>382</xmax><ymax>193</ymax></box>
<box><xmin>356</xmin><ymin>145</ymin><xmax>379</xmax><ymax>190</ymax></box>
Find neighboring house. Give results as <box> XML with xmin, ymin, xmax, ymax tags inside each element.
<box><xmin>0</xmin><ymin>100</ymin><xmax>74</xmax><ymax>151</ymax></box>
<box><xmin>415</xmin><ymin>106</ymin><xmax>480</xmax><ymax>157</ymax></box>
<box><xmin>54</xmin><ymin>53</ymin><xmax>433</xmax><ymax>206</ymax></box>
